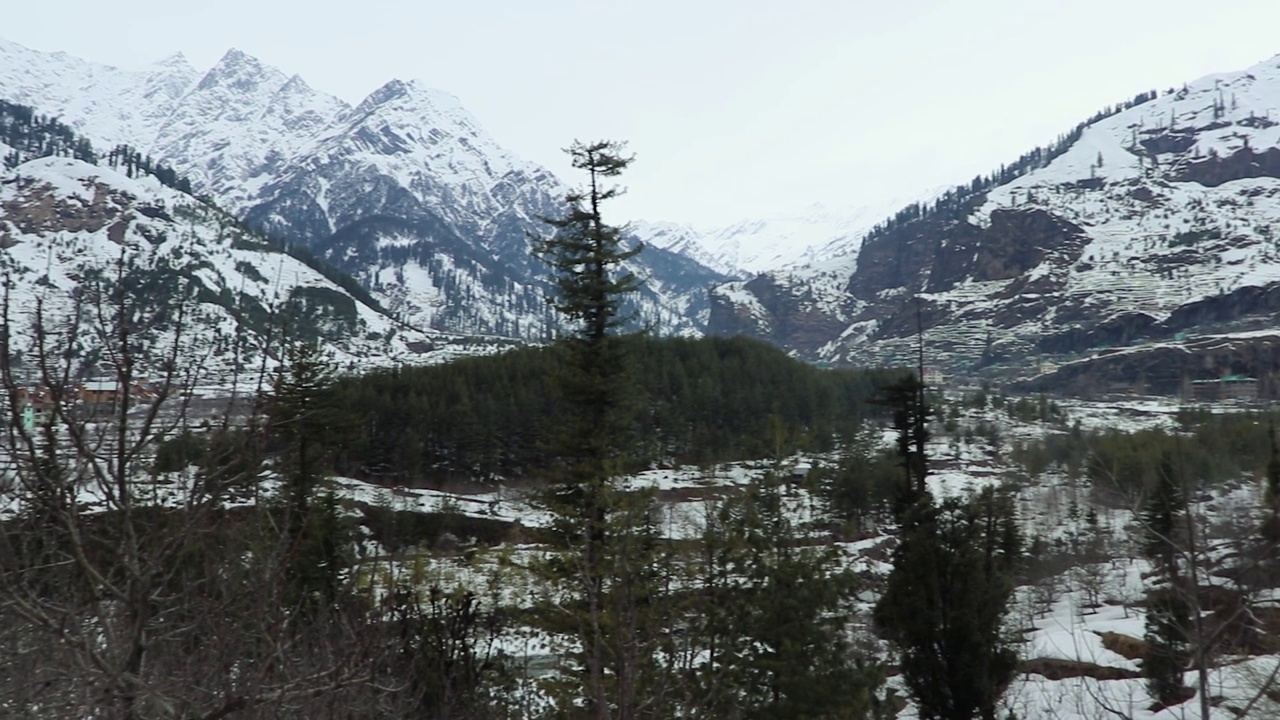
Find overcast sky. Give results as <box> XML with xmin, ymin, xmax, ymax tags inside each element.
<box><xmin>8</xmin><ymin>1</ymin><xmax>1280</xmax><ymax>227</ymax></box>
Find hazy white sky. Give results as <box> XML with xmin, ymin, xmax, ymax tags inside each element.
<box><xmin>7</xmin><ymin>1</ymin><xmax>1280</xmax><ymax>226</ymax></box>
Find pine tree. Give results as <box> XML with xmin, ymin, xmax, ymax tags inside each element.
<box><xmin>875</xmin><ymin>372</ymin><xmax>930</xmax><ymax>517</ymax></box>
<box><xmin>531</xmin><ymin>140</ymin><xmax>664</xmax><ymax>718</ymax></box>
<box><xmin>1263</xmin><ymin>420</ymin><xmax>1280</xmax><ymax>543</ymax></box>
<box><xmin>1142</xmin><ymin>457</ymin><xmax>1186</xmax><ymax>584</ymax></box>
<box><xmin>700</xmin><ymin>477</ymin><xmax>883</xmax><ymax>719</ymax></box>
<box><xmin>873</xmin><ymin>378</ymin><xmax>1020</xmax><ymax>720</ymax></box>
<box><xmin>535</xmin><ymin>140</ymin><xmax>641</xmax><ymax>347</ymax></box>
<box><xmin>1144</xmin><ymin>589</ymin><xmax>1192</xmax><ymax>709</ymax></box>
<box><xmin>1140</xmin><ymin>457</ymin><xmax>1191</xmax><ymax>707</ymax></box>
<box><xmin>268</xmin><ymin>341</ymin><xmax>354</xmax><ymax>607</ymax></box>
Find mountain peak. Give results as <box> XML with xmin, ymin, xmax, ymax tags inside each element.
<box><xmin>218</xmin><ymin>47</ymin><xmax>252</xmax><ymax>65</ymax></box>
<box><xmin>362</xmin><ymin>78</ymin><xmax>411</xmax><ymax>106</ymax></box>
<box><xmin>195</xmin><ymin>48</ymin><xmax>283</xmax><ymax>93</ymax></box>
<box><xmin>354</xmin><ymin>78</ymin><xmax>465</xmax><ymax>116</ymax></box>
<box><xmin>278</xmin><ymin>72</ymin><xmax>313</xmax><ymax>95</ymax></box>
<box><xmin>146</xmin><ymin>51</ymin><xmax>194</xmax><ymax>74</ymax></box>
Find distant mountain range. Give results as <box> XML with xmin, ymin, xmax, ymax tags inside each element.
<box><xmin>631</xmin><ymin>193</ymin><xmax>945</xmax><ymax>277</ymax></box>
<box><xmin>4</xmin><ymin>37</ymin><xmax>1280</xmax><ymax>394</ymax></box>
<box><xmin>0</xmin><ymin>38</ymin><xmax>727</xmax><ymax>341</ymax></box>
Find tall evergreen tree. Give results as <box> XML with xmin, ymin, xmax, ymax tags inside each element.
<box><xmin>1144</xmin><ymin>590</ymin><xmax>1192</xmax><ymax>709</ymax></box>
<box><xmin>873</xmin><ymin>377</ymin><xmax>1020</xmax><ymax>720</ymax></box>
<box><xmin>1262</xmin><ymin>420</ymin><xmax>1280</xmax><ymax>543</ymax></box>
<box><xmin>268</xmin><ymin>341</ymin><xmax>354</xmax><ymax>607</ymax></box>
<box><xmin>1142</xmin><ymin>457</ymin><xmax>1186</xmax><ymax>584</ymax></box>
<box><xmin>876</xmin><ymin>373</ymin><xmax>931</xmax><ymax>516</ymax></box>
<box><xmin>1140</xmin><ymin>456</ymin><xmax>1191</xmax><ymax>708</ymax></box>
<box><xmin>531</xmin><ymin>140</ymin><xmax>665</xmax><ymax>719</ymax></box>
<box><xmin>535</xmin><ymin>140</ymin><xmax>641</xmax><ymax>347</ymax></box>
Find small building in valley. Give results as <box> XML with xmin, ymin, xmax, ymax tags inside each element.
<box><xmin>922</xmin><ymin>366</ymin><xmax>945</xmax><ymax>387</ymax></box>
<box><xmin>6</xmin><ymin>386</ymin><xmax>56</xmax><ymax>430</ymax></box>
<box><xmin>1186</xmin><ymin>375</ymin><xmax>1259</xmax><ymax>403</ymax></box>
<box><xmin>80</xmin><ymin>380</ymin><xmax>122</xmax><ymax>407</ymax></box>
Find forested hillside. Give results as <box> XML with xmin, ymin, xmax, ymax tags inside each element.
<box><xmin>327</xmin><ymin>335</ymin><xmax>903</xmax><ymax>482</ymax></box>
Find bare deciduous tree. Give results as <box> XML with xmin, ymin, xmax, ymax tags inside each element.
<box><xmin>0</xmin><ymin>254</ymin><xmax>498</xmax><ymax>719</ymax></box>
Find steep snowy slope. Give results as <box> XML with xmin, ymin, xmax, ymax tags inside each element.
<box><xmin>0</xmin><ymin>39</ymin><xmax>198</xmax><ymax>150</ymax></box>
<box><xmin>709</xmin><ymin>53</ymin><xmax>1280</xmax><ymax>386</ymax></box>
<box><xmin>0</xmin><ymin>152</ymin><xmax>472</xmax><ymax>377</ymax></box>
<box><xmin>0</xmin><ymin>38</ymin><xmax>728</xmax><ymax>340</ymax></box>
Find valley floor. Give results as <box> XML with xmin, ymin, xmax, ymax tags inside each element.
<box><xmin>316</xmin><ymin>392</ymin><xmax>1280</xmax><ymax>718</ymax></box>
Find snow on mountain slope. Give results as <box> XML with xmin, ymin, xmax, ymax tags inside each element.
<box><xmin>0</xmin><ymin>153</ymin><xmax>479</xmax><ymax>376</ymax></box>
<box><xmin>148</xmin><ymin>48</ymin><xmax>350</xmax><ymax>211</ymax></box>
<box><xmin>0</xmin><ymin>38</ymin><xmax>199</xmax><ymax>149</ymax></box>
<box><xmin>247</xmin><ymin>75</ymin><xmax>560</xmax><ymax>246</ymax></box>
<box><xmin>0</xmin><ymin>39</ymin><xmax>348</xmax><ymax>212</ymax></box>
<box><xmin>708</xmin><ymin>52</ymin><xmax>1280</xmax><ymax>383</ymax></box>
<box><xmin>0</xmin><ymin>38</ymin><xmax>729</xmax><ymax>342</ymax></box>
<box><xmin>633</xmin><ymin>191</ymin><xmax>946</xmax><ymax>277</ymax></box>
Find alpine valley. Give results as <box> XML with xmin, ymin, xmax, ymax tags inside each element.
<box><xmin>3</xmin><ymin>37</ymin><xmax>1280</xmax><ymax>395</ymax></box>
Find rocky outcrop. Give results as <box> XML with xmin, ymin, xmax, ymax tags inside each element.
<box><xmin>707</xmin><ymin>274</ymin><xmax>847</xmax><ymax>353</ymax></box>
<box><xmin>1018</xmin><ymin>334</ymin><xmax>1280</xmax><ymax>398</ymax></box>
<box><xmin>1174</xmin><ymin>147</ymin><xmax>1280</xmax><ymax>187</ymax></box>
<box><xmin>930</xmin><ymin>209</ymin><xmax>1088</xmax><ymax>290</ymax></box>
<box><xmin>1162</xmin><ymin>283</ymin><xmax>1280</xmax><ymax>330</ymax></box>
<box><xmin>1038</xmin><ymin>313</ymin><xmax>1160</xmax><ymax>354</ymax></box>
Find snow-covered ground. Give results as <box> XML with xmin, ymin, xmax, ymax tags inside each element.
<box><xmin>5</xmin><ymin>389</ymin><xmax>1278</xmax><ymax>718</ymax></box>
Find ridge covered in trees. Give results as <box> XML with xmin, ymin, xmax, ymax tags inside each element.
<box><xmin>1</xmin><ymin>98</ymin><xmax>190</xmax><ymax>194</ymax></box>
<box><xmin>328</xmin><ymin>334</ymin><xmax>904</xmax><ymax>482</ymax></box>
<box><xmin>0</xmin><ymin>96</ymin><xmax>389</xmax><ymax>319</ymax></box>
<box><xmin>862</xmin><ymin>89</ymin><xmax>1160</xmax><ymax>246</ymax></box>
<box><xmin>0</xmin><ymin>99</ymin><xmax>96</xmax><ymax>168</ymax></box>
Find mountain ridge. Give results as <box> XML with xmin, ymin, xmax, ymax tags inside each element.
<box><xmin>0</xmin><ymin>97</ymin><xmax>515</xmax><ymax>377</ymax></box>
<box><xmin>0</xmin><ymin>37</ymin><xmax>727</xmax><ymax>341</ymax></box>
<box><xmin>706</xmin><ymin>51</ymin><xmax>1280</xmax><ymax>391</ymax></box>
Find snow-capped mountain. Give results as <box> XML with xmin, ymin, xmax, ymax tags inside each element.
<box><xmin>0</xmin><ymin>38</ymin><xmax>728</xmax><ymax>340</ymax></box>
<box><xmin>710</xmin><ymin>53</ymin><xmax>1280</xmax><ymax>386</ymax></box>
<box><xmin>0</xmin><ymin>148</ymin><xmax>485</xmax><ymax>378</ymax></box>
<box><xmin>632</xmin><ymin>192</ymin><xmax>946</xmax><ymax>277</ymax></box>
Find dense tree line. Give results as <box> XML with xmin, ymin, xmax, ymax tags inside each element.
<box><xmin>0</xmin><ymin>100</ymin><xmax>192</xmax><ymax>197</ymax></box>
<box><xmin>327</xmin><ymin>334</ymin><xmax>902</xmax><ymax>482</ymax></box>
<box><xmin>1008</xmin><ymin>408</ymin><xmax>1280</xmax><ymax>500</ymax></box>
<box><xmin>0</xmin><ymin>99</ymin><xmax>95</xmax><ymax>168</ymax></box>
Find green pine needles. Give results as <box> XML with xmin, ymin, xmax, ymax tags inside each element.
<box><xmin>534</xmin><ymin>140</ymin><xmax>642</xmax><ymax>345</ymax></box>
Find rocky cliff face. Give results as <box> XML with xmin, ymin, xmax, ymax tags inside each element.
<box><xmin>709</xmin><ymin>53</ymin><xmax>1280</xmax><ymax>382</ymax></box>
